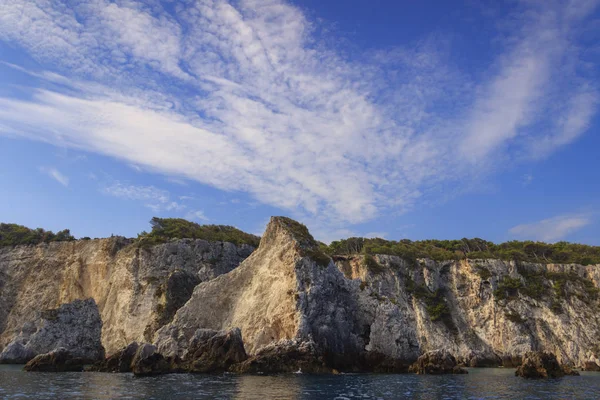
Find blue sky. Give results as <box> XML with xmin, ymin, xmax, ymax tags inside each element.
<box><xmin>0</xmin><ymin>0</ymin><xmax>599</xmax><ymax>244</ymax></box>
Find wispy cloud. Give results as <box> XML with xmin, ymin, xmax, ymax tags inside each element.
<box><xmin>39</xmin><ymin>166</ymin><xmax>69</xmax><ymax>187</ymax></box>
<box><xmin>102</xmin><ymin>182</ymin><xmax>184</xmax><ymax>212</ymax></box>
<box><xmin>186</xmin><ymin>210</ymin><xmax>209</xmax><ymax>222</ymax></box>
<box><xmin>0</xmin><ymin>0</ymin><xmax>598</xmax><ymax>228</ymax></box>
<box><xmin>509</xmin><ymin>214</ymin><xmax>592</xmax><ymax>242</ymax></box>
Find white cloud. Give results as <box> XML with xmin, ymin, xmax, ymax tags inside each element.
<box><xmin>509</xmin><ymin>214</ymin><xmax>592</xmax><ymax>242</ymax></box>
<box><xmin>102</xmin><ymin>182</ymin><xmax>185</xmax><ymax>212</ymax></box>
<box><xmin>0</xmin><ymin>0</ymin><xmax>598</xmax><ymax>228</ymax></box>
<box><xmin>186</xmin><ymin>210</ymin><xmax>209</xmax><ymax>222</ymax></box>
<box><xmin>39</xmin><ymin>166</ymin><xmax>69</xmax><ymax>187</ymax></box>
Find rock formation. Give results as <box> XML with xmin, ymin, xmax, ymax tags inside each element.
<box><xmin>155</xmin><ymin>217</ymin><xmax>377</xmax><ymax>371</ymax></box>
<box><xmin>184</xmin><ymin>328</ymin><xmax>247</xmax><ymax>373</ymax></box>
<box><xmin>583</xmin><ymin>361</ymin><xmax>600</xmax><ymax>371</ymax></box>
<box><xmin>515</xmin><ymin>351</ymin><xmax>579</xmax><ymax>378</ymax></box>
<box><xmin>2</xmin><ymin>216</ymin><xmax>600</xmax><ymax>372</ymax></box>
<box><xmin>24</xmin><ymin>348</ymin><xmax>86</xmax><ymax>372</ymax></box>
<box><xmin>408</xmin><ymin>349</ymin><xmax>468</xmax><ymax>374</ymax></box>
<box><xmin>154</xmin><ymin>217</ymin><xmax>600</xmax><ymax>372</ymax></box>
<box><xmin>0</xmin><ymin>298</ymin><xmax>104</xmax><ymax>364</ymax></box>
<box><xmin>0</xmin><ymin>238</ymin><xmax>254</xmax><ymax>355</ymax></box>
<box><xmin>86</xmin><ymin>342</ymin><xmax>140</xmax><ymax>373</ymax></box>
<box><xmin>130</xmin><ymin>343</ymin><xmax>173</xmax><ymax>376</ymax></box>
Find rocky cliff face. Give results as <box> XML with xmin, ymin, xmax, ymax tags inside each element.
<box><xmin>0</xmin><ymin>237</ymin><xmax>254</xmax><ymax>355</ymax></box>
<box><xmin>155</xmin><ymin>217</ymin><xmax>364</xmax><ymax>368</ymax></box>
<box><xmin>0</xmin><ymin>298</ymin><xmax>104</xmax><ymax>363</ymax></box>
<box><xmin>334</xmin><ymin>255</ymin><xmax>600</xmax><ymax>368</ymax></box>
<box><xmin>155</xmin><ymin>217</ymin><xmax>600</xmax><ymax>370</ymax></box>
<box><xmin>2</xmin><ymin>217</ymin><xmax>599</xmax><ymax>371</ymax></box>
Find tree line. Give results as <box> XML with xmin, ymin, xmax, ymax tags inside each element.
<box><xmin>321</xmin><ymin>237</ymin><xmax>600</xmax><ymax>265</ymax></box>
<box><xmin>0</xmin><ymin>223</ymin><xmax>75</xmax><ymax>246</ymax></box>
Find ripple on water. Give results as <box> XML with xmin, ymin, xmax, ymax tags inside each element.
<box><xmin>1</xmin><ymin>366</ymin><xmax>600</xmax><ymax>399</ymax></box>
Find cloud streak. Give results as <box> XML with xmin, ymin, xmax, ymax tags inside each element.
<box><xmin>102</xmin><ymin>182</ymin><xmax>185</xmax><ymax>212</ymax></box>
<box><xmin>509</xmin><ymin>214</ymin><xmax>592</xmax><ymax>242</ymax></box>
<box><xmin>0</xmin><ymin>0</ymin><xmax>598</xmax><ymax>228</ymax></box>
<box><xmin>39</xmin><ymin>166</ymin><xmax>69</xmax><ymax>187</ymax></box>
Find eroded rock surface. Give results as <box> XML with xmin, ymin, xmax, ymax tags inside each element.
<box><xmin>184</xmin><ymin>328</ymin><xmax>247</xmax><ymax>373</ymax></box>
<box><xmin>408</xmin><ymin>349</ymin><xmax>468</xmax><ymax>374</ymax></box>
<box><xmin>87</xmin><ymin>342</ymin><xmax>139</xmax><ymax>373</ymax></box>
<box><xmin>131</xmin><ymin>343</ymin><xmax>174</xmax><ymax>376</ymax></box>
<box><xmin>515</xmin><ymin>351</ymin><xmax>579</xmax><ymax>378</ymax></box>
<box><xmin>0</xmin><ymin>298</ymin><xmax>104</xmax><ymax>364</ymax></box>
<box><xmin>24</xmin><ymin>348</ymin><xmax>85</xmax><ymax>372</ymax></box>
<box><xmin>0</xmin><ymin>238</ymin><xmax>254</xmax><ymax>355</ymax></box>
<box><xmin>584</xmin><ymin>361</ymin><xmax>600</xmax><ymax>371</ymax></box>
<box><xmin>2</xmin><ymin>216</ymin><xmax>600</xmax><ymax>373</ymax></box>
<box><xmin>152</xmin><ymin>217</ymin><xmax>600</xmax><ymax>372</ymax></box>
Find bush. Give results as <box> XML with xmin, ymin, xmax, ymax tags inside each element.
<box><xmin>474</xmin><ymin>265</ymin><xmax>492</xmax><ymax>280</ymax></box>
<box><xmin>321</xmin><ymin>236</ymin><xmax>600</xmax><ymax>265</ymax></box>
<box><xmin>0</xmin><ymin>223</ymin><xmax>75</xmax><ymax>247</ymax></box>
<box><xmin>364</xmin><ymin>255</ymin><xmax>386</xmax><ymax>274</ymax></box>
<box><xmin>135</xmin><ymin>217</ymin><xmax>260</xmax><ymax>248</ymax></box>
<box><xmin>405</xmin><ymin>276</ymin><xmax>455</xmax><ymax>330</ymax></box>
<box><xmin>494</xmin><ymin>276</ymin><xmax>523</xmax><ymax>301</ymax></box>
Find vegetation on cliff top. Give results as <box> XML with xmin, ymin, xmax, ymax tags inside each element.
<box><xmin>0</xmin><ymin>223</ymin><xmax>75</xmax><ymax>246</ymax></box>
<box><xmin>273</xmin><ymin>217</ymin><xmax>331</xmax><ymax>267</ymax></box>
<box><xmin>135</xmin><ymin>217</ymin><xmax>260</xmax><ymax>248</ymax></box>
<box><xmin>2</xmin><ymin>217</ymin><xmax>600</xmax><ymax>268</ymax></box>
<box><xmin>322</xmin><ymin>237</ymin><xmax>600</xmax><ymax>265</ymax></box>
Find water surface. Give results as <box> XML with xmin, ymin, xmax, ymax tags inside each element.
<box><xmin>1</xmin><ymin>365</ymin><xmax>599</xmax><ymax>399</ymax></box>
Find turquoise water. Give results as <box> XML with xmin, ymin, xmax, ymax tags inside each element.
<box><xmin>1</xmin><ymin>365</ymin><xmax>600</xmax><ymax>399</ymax></box>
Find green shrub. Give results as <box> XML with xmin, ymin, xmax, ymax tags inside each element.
<box><xmin>135</xmin><ymin>217</ymin><xmax>260</xmax><ymax>248</ymax></box>
<box><xmin>321</xmin><ymin>236</ymin><xmax>600</xmax><ymax>265</ymax></box>
<box><xmin>405</xmin><ymin>276</ymin><xmax>455</xmax><ymax>330</ymax></box>
<box><xmin>474</xmin><ymin>265</ymin><xmax>492</xmax><ymax>280</ymax></box>
<box><xmin>494</xmin><ymin>276</ymin><xmax>523</xmax><ymax>301</ymax></box>
<box><xmin>0</xmin><ymin>223</ymin><xmax>75</xmax><ymax>247</ymax></box>
<box><xmin>364</xmin><ymin>255</ymin><xmax>385</xmax><ymax>274</ymax></box>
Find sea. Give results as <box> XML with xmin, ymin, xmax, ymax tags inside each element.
<box><xmin>1</xmin><ymin>365</ymin><xmax>599</xmax><ymax>399</ymax></box>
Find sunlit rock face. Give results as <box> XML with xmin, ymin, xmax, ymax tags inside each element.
<box><xmin>156</xmin><ymin>217</ymin><xmax>600</xmax><ymax>370</ymax></box>
<box><xmin>2</xmin><ymin>216</ymin><xmax>600</xmax><ymax>371</ymax></box>
<box><xmin>0</xmin><ymin>237</ymin><xmax>254</xmax><ymax>355</ymax></box>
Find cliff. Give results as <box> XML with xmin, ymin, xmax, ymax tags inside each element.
<box><xmin>155</xmin><ymin>217</ymin><xmax>600</xmax><ymax>370</ymax></box>
<box><xmin>1</xmin><ymin>217</ymin><xmax>599</xmax><ymax>371</ymax></box>
<box><xmin>0</xmin><ymin>237</ymin><xmax>254</xmax><ymax>356</ymax></box>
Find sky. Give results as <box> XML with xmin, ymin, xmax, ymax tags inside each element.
<box><xmin>0</xmin><ymin>0</ymin><xmax>599</xmax><ymax>244</ymax></box>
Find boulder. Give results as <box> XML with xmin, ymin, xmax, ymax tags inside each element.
<box><xmin>515</xmin><ymin>351</ymin><xmax>579</xmax><ymax>378</ymax></box>
<box><xmin>231</xmin><ymin>340</ymin><xmax>331</xmax><ymax>374</ymax></box>
<box><xmin>0</xmin><ymin>298</ymin><xmax>104</xmax><ymax>364</ymax></box>
<box><xmin>24</xmin><ymin>348</ymin><xmax>85</xmax><ymax>372</ymax></box>
<box><xmin>583</xmin><ymin>361</ymin><xmax>600</xmax><ymax>371</ymax></box>
<box><xmin>501</xmin><ymin>354</ymin><xmax>522</xmax><ymax>368</ymax></box>
<box><xmin>184</xmin><ymin>328</ymin><xmax>247</xmax><ymax>373</ymax></box>
<box><xmin>87</xmin><ymin>342</ymin><xmax>139</xmax><ymax>373</ymax></box>
<box><xmin>0</xmin><ymin>342</ymin><xmax>35</xmax><ymax>364</ymax></box>
<box><xmin>467</xmin><ymin>351</ymin><xmax>502</xmax><ymax>367</ymax></box>
<box><xmin>408</xmin><ymin>350</ymin><xmax>468</xmax><ymax>375</ymax></box>
<box><xmin>131</xmin><ymin>344</ymin><xmax>172</xmax><ymax>376</ymax></box>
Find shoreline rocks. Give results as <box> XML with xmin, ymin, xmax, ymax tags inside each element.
<box><xmin>1</xmin><ymin>299</ymin><xmax>104</xmax><ymax>365</ymax></box>
<box><xmin>408</xmin><ymin>349</ymin><xmax>468</xmax><ymax>375</ymax></box>
<box><xmin>583</xmin><ymin>361</ymin><xmax>600</xmax><ymax>371</ymax></box>
<box><xmin>185</xmin><ymin>328</ymin><xmax>247</xmax><ymax>373</ymax></box>
<box><xmin>24</xmin><ymin>348</ymin><xmax>85</xmax><ymax>372</ymax></box>
<box><xmin>515</xmin><ymin>351</ymin><xmax>580</xmax><ymax>378</ymax></box>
